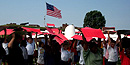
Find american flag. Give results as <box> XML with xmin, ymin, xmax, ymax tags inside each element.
<box><xmin>46</xmin><ymin>3</ymin><xmax>62</xmax><ymax>19</ymax></box>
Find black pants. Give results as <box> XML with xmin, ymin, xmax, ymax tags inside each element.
<box><xmin>2</xmin><ymin>55</ymin><xmax>8</xmax><ymax>62</ymax></box>
<box><xmin>60</xmin><ymin>60</ymin><xmax>70</xmax><ymax>65</ymax></box>
<box><xmin>105</xmin><ymin>59</ymin><xmax>108</xmax><ymax>65</ymax></box>
<box><xmin>108</xmin><ymin>62</ymin><xmax>117</xmax><ymax>65</ymax></box>
<box><xmin>28</xmin><ymin>55</ymin><xmax>33</xmax><ymax>65</ymax></box>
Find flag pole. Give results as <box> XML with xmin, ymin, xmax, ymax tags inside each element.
<box><xmin>44</xmin><ymin>15</ymin><xmax>46</xmax><ymax>27</ymax></box>
<box><xmin>44</xmin><ymin>2</ymin><xmax>47</xmax><ymax>27</ymax></box>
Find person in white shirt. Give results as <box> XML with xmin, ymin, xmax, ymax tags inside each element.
<box><xmin>2</xmin><ymin>42</ymin><xmax>9</xmax><ymax>55</ymax></box>
<box><xmin>107</xmin><ymin>31</ymin><xmax>118</xmax><ymax>65</ymax></box>
<box><xmin>20</xmin><ymin>40</ymin><xmax>28</xmax><ymax>65</ymax></box>
<box><xmin>0</xmin><ymin>42</ymin><xmax>6</xmax><ymax>65</ymax></box>
<box><xmin>1</xmin><ymin>30</ymin><xmax>9</xmax><ymax>65</ymax></box>
<box><xmin>61</xmin><ymin>41</ymin><xmax>71</xmax><ymax>65</ymax></box>
<box><xmin>26</xmin><ymin>37</ymin><xmax>35</xmax><ymax>65</ymax></box>
<box><xmin>76</xmin><ymin>40</ymin><xmax>85</xmax><ymax>65</ymax></box>
<box><xmin>2</xmin><ymin>38</ymin><xmax>9</xmax><ymax>65</ymax></box>
<box><xmin>2</xmin><ymin>42</ymin><xmax>9</xmax><ymax>65</ymax></box>
<box><xmin>37</xmin><ymin>42</ymin><xmax>45</xmax><ymax>65</ymax></box>
<box><xmin>102</xmin><ymin>39</ymin><xmax>109</xmax><ymax>65</ymax></box>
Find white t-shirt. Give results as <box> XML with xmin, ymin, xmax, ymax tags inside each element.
<box><xmin>103</xmin><ymin>43</ymin><xmax>107</xmax><ymax>57</ymax></box>
<box><xmin>26</xmin><ymin>41</ymin><xmax>35</xmax><ymax>55</ymax></box>
<box><xmin>37</xmin><ymin>47</ymin><xmax>45</xmax><ymax>64</ymax></box>
<box><xmin>103</xmin><ymin>47</ymin><xmax>106</xmax><ymax>57</ymax></box>
<box><xmin>2</xmin><ymin>43</ymin><xmax>9</xmax><ymax>55</ymax></box>
<box><xmin>76</xmin><ymin>44</ymin><xmax>85</xmax><ymax>64</ymax></box>
<box><xmin>107</xmin><ymin>44</ymin><xmax>118</xmax><ymax>62</ymax></box>
<box><xmin>61</xmin><ymin>48</ymin><xmax>71</xmax><ymax>61</ymax></box>
<box><xmin>20</xmin><ymin>46</ymin><xmax>28</xmax><ymax>60</ymax></box>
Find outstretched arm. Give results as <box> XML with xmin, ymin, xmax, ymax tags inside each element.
<box><xmin>4</xmin><ymin>29</ymin><xmax>6</xmax><ymax>43</ymax></box>
<box><xmin>107</xmin><ymin>31</ymin><xmax>111</xmax><ymax>45</ymax></box>
<box><xmin>103</xmin><ymin>39</ymin><xmax>107</xmax><ymax>49</ymax></box>
<box><xmin>34</xmin><ymin>32</ymin><xmax>38</xmax><ymax>48</ymax></box>
<box><xmin>82</xmin><ymin>33</ymin><xmax>88</xmax><ymax>51</ymax></box>
<box><xmin>98</xmin><ymin>38</ymin><xmax>101</xmax><ymax>48</ymax></box>
<box><xmin>8</xmin><ymin>33</ymin><xmax>15</xmax><ymax>48</ymax></box>
<box><xmin>73</xmin><ymin>39</ymin><xmax>77</xmax><ymax>49</ymax></box>
<box><xmin>44</xmin><ymin>34</ymin><xmax>48</xmax><ymax>46</ymax></box>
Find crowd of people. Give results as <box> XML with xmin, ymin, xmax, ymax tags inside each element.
<box><xmin>0</xmin><ymin>28</ymin><xmax>130</xmax><ymax>65</ymax></box>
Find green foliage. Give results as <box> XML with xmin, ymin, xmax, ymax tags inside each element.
<box><xmin>83</xmin><ymin>10</ymin><xmax>106</xmax><ymax>29</ymax></box>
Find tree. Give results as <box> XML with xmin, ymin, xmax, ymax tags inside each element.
<box><xmin>83</xmin><ymin>10</ymin><xmax>106</xmax><ymax>29</ymax></box>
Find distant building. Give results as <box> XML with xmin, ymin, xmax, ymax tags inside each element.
<box><xmin>7</xmin><ymin>23</ymin><xmax>17</xmax><ymax>25</ymax></box>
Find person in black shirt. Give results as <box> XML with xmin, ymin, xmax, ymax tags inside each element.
<box><xmin>8</xmin><ymin>33</ymin><xmax>24</xmax><ymax>65</ymax></box>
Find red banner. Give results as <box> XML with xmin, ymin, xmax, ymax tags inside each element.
<box><xmin>81</xmin><ymin>27</ymin><xmax>106</xmax><ymax>39</ymax></box>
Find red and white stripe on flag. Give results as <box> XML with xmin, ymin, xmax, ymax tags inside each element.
<box><xmin>47</xmin><ymin>23</ymin><xmax>55</xmax><ymax>27</ymax></box>
<box><xmin>47</xmin><ymin>6</ymin><xmax>62</xmax><ymax>19</ymax></box>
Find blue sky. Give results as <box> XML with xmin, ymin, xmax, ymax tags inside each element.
<box><xmin>0</xmin><ymin>0</ymin><xmax>130</xmax><ymax>30</ymax></box>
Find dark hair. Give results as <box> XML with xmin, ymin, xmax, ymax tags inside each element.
<box><xmin>122</xmin><ymin>37</ymin><xmax>130</xmax><ymax>48</ymax></box>
<box><xmin>79</xmin><ymin>40</ymin><xmax>85</xmax><ymax>46</ymax></box>
<box><xmin>110</xmin><ymin>38</ymin><xmax>116</xmax><ymax>43</ymax></box>
<box><xmin>79</xmin><ymin>40</ymin><xmax>83</xmax><ymax>44</ymax></box>
<box><xmin>126</xmin><ymin>47</ymin><xmax>130</xmax><ymax>51</ymax></box>
<box><xmin>13</xmin><ymin>34</ymin><xmax>22</xmax><ymax>47</ymax></box>
<box><xmin>90</xmin><ymin>38</ymin><xmax>96</xmax><ymax>43</ymax></box>
<box><xmin>89</xmin><ymin>42</ymin><xmax>98</xmax><ymax>49</ymax></box>
<box><xmin>20</xmin><ymin>40</ymin><xmax>27</xmax><ymax>47</ymax></box>
<box><xmin>27</xmin><ymin>37</ymin><xmax>33</xmax><ymax>40</ymax></box>
<box><xmin>63</xmin><ymin>41</ymin><xmax>69</xmax><ymax>47</ymax></box>
<box><xmin>39</xmin><ymin>42</ymin><xmax>44</xmax><ymax>47</ymax></box>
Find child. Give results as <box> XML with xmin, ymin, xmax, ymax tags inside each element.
<box><xmin>26</xmin><ymin>37</ymin><xmax>35</xmax><ymax>65</ymax></box>
<box><xmin>71</xmin><ymin>39</ymin><xmax>79</xmax><ymax>65</ymax></box>
<box><xmin>2</xmin><ymin>29</ymin><xmax>9</xmax><ymax>65</ymax></box>
<box><xmin>120</xmin><ymin>47</ymin><xmax>130</xmax><ymax>65</ymax></box>
<box><xmin>83</xmin><ymin>41</ymin><xmax>103</xmax><ymax>65</ymax></box>
<box><xmin>0</xmin><ymin>41</ymin><xmax>6</xmax><ymax>65</ymax></box>
<box><xmin>2</xmin><ymin>39</ymin><xmax>9</xmax><ymax>65</ymax></box>
<box><xmin>8</xmin><ymin>33</ymin><xmax>24</xmax><ymax>65</ymax></box>
<box><xmin>37</xmin><ymin>42</ymin><xmax>45</xmax><ymax>65</ymax></box>
<box><xmin>107</xmin><ymin>31</ymin><xmax>118</xmax><ymax>65</ymax></box>
<box><xmin>118</xmin><ymin>34</ymin><xmax>130</xmax><ymax>65</ymax></box>
<box><xmin>20</xmin><ymin>40</ymin><xmax>28</xmax><ymax>65</ymax></box>
<box><xmin>102</xmin><ymin>39</ymin><xmax>109</xmax><ymax>65</ymax></box>
<box><xmin>76</xmin><ymin>40</ymin><xmax>85</xmax><ymax>65</ymax></box>
<box><xmin>82</xmin><ymin>33</ymin><xmax>102</xmax><ymax>65</ymax></box>
<box><xmin>61</xmin><ymin>41</ymin><xmax>71</xmax><ymax>65</ymax></box>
